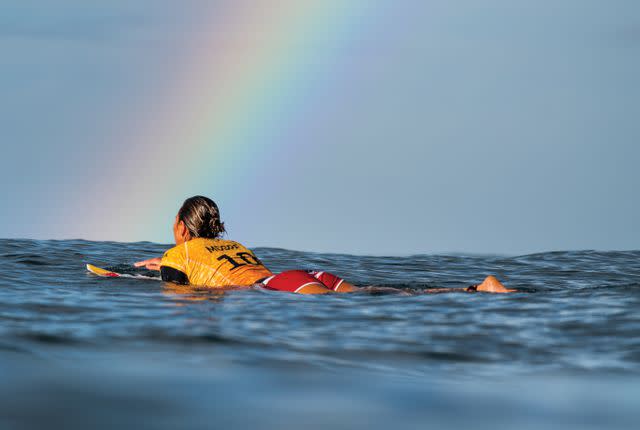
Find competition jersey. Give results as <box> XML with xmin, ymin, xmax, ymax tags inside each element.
<box><xmin>160</xmin><ymin>238</ymin><xmax>273</xmax><ymax>287</ymax></box>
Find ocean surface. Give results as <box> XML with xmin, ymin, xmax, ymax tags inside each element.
<box><xmin>1</xmin><ymin>239</ymin><xmax>639</xmax><ymax>430</ymax></box>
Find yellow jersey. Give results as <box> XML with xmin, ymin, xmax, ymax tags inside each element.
<box><xmin>160</xmin><ymin>238</ymin><xmax>273</xmax><ymax>287</ymax></box>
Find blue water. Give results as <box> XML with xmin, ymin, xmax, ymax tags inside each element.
<box><xmin>1</xmin><ymin>239</ymin><xmax>639</xmax><ymax>429</ymax></box>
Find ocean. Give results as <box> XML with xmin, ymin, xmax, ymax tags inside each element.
<box><xmin>1</xmin><ymin>239</ymin><xmax>639</xmax><ymax>429</ymax></box>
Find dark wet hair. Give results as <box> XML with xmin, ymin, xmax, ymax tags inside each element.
<box><xmin>177</xmin><ymin>196</ymin><xmax>226</xmax><ymax>239</ymax></box>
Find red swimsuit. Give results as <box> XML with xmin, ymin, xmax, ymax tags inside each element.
<box><xmin>260</xmin><ymin>270</ymin><xmax>346</xmax><ymax>293</ymax></box>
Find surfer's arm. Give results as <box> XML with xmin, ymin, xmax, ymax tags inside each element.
<box><xmin>134</xmin><ymin>257</ymin><xmax>162</xmax><ymax>271</ymax></box>
<box><xmin>133</xmin><ymin>257</ymin><xmax>189</xmax><ymax>285</ymax></box>
<box><xmin>160</xmin><ymin>266</ymin><xmax>189</xmax><ymax>285</ymax></box>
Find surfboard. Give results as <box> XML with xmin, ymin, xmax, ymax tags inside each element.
<box><xmin>86</xmin><ymin>264</ymin><xmax>159</xmax><ymax>280</ymax></box>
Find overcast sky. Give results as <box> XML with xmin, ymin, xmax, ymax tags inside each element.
<box><xmin>1</xmin><ymin>0</ymin><xmax>638</xmax><ymax>255</ymax></box>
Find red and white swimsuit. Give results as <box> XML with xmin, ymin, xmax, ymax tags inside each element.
<box><xmin>259</xmin><ymin>270</ymin><xmax>346</xmax><ymax>293</ymax></box>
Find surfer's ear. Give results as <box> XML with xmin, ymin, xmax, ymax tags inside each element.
<box><xmin>173</xmin><ymin>215</ymin><xmax>191</xmax><ymax>245</ymax></box>
<box><xmin>176</xmin><ymin>219</ymin><xmax>191</xmax><ymax>242</ymax></box>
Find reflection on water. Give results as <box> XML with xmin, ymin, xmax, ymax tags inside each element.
<box><xmin>0</xmin><ymin>239</ymin><xmax>639</xmax><ymax>429</ymax></box>
<box><xmin>162</xmin><ymin>283</ymin><xmax>228</xmax><ymax>302</ymax></box>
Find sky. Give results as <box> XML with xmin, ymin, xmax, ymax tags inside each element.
<box><xmin>1</xmin><ymin>0</ymin><xmax>639</xmax><ymax>255</ymax></box>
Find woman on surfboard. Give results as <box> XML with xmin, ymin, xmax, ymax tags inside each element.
<box><xmin>135</xmin><ymin>196</ymin><xmax>515</xmax><ymax>294</ymax></box>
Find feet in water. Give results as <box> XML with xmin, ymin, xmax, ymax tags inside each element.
<box><xmin>475</xmin><ymin>275</ymin><xmax>517</xmax><ymax>293</ymax></box>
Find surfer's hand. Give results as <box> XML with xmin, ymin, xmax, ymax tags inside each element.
<box><xmin>134</xmin><ymin>257</ymin><xmax>162</xmax><ymax>271</ymax></box>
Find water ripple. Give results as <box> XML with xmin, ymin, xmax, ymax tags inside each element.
<box><xmin>0</xmin><ymin>239</ymin><xmax>639</xmax><ymax>375</ymax></box>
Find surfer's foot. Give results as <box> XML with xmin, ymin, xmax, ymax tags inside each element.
<box><xmin>476</xmin><ymin>276</ymin><xmax>516</xmax><ymax>293</ymax></box>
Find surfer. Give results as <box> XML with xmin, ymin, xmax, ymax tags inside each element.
<box><xmin>135</xmin><ymin>196</ymin><xmax>515</xmax><ymax>294</ymax></box>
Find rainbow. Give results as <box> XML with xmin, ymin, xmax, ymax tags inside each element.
<box><xmin>73</xmin><ymin>0</ymin><xmax>380</xmax><ymax>243</ymax></box>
